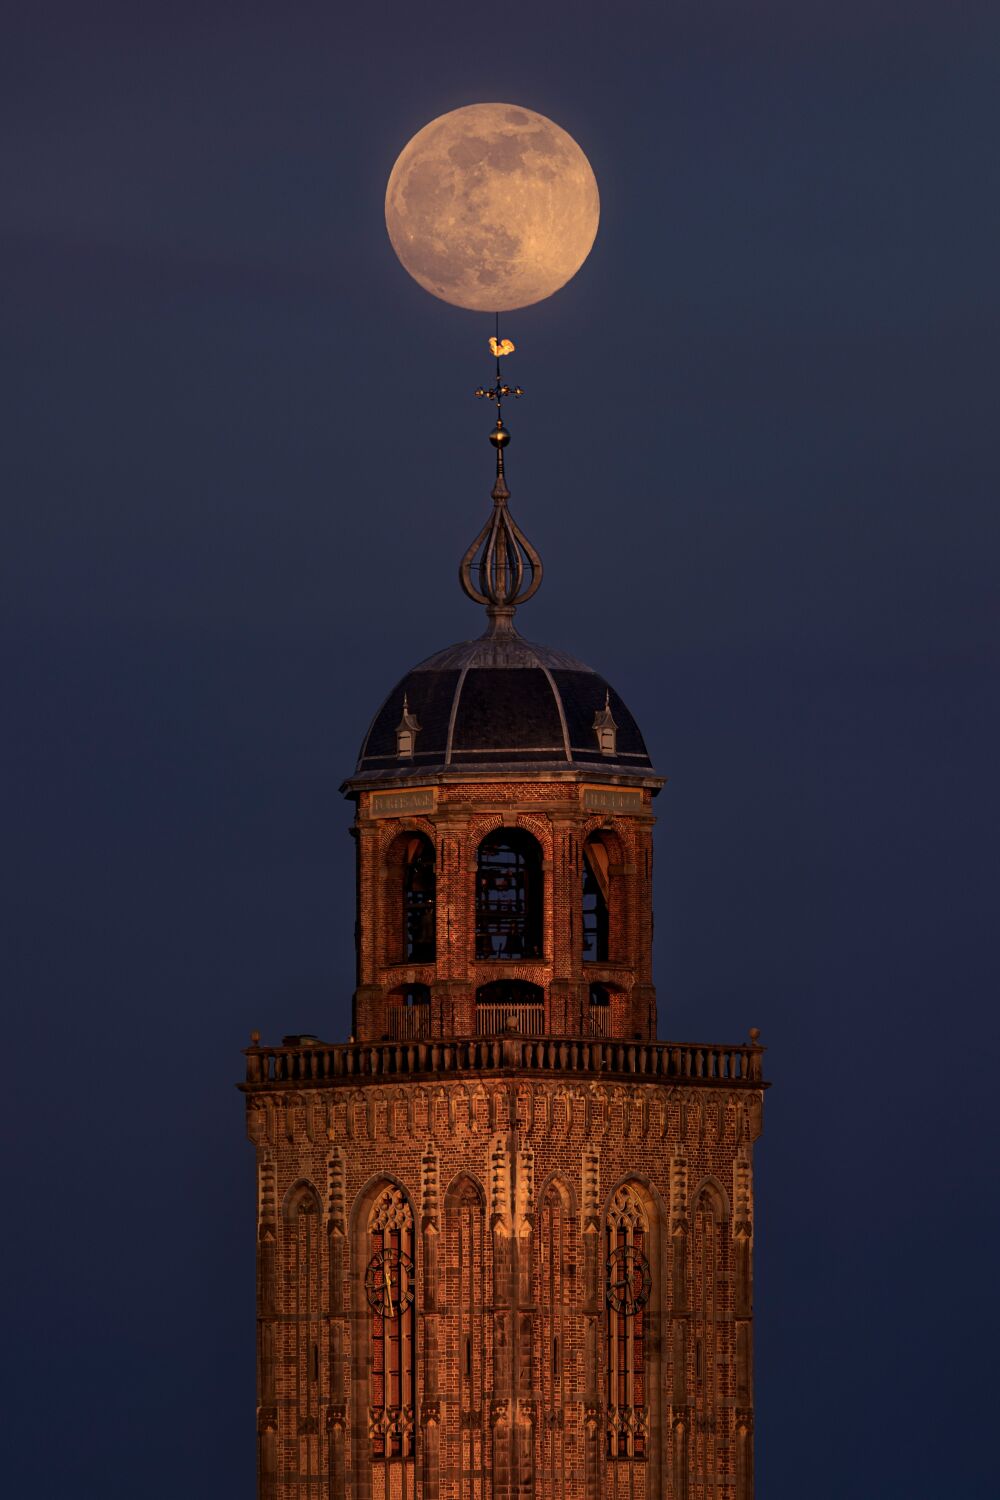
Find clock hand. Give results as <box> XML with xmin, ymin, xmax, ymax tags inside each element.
<box><xmin>384</xmin><ymin>1261</ymin><xmax>394</xmax><ymax>1315</ymax></box>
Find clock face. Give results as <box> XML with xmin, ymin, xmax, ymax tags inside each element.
<box><xmin>365</xmin><ymin>1247</ymin><xmax>414</xmax><ymax>1318</ymax></box>
<box><xmin>606</xmin><ymin>1245</ymin><xmax>651</xmax><ymax>1315</ymax></box>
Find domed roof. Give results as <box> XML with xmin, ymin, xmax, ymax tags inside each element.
<box><xmin>346</xmin><ymin>402</ymin><xmax>660</xmax><ymax>790</ymax></box>
<box><xmin>350</xmin><ymin>625</ymin><xmax>657</xmax><ymax>784</ymax></box>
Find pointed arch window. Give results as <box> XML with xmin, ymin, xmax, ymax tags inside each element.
<box><xmin>366</xmin><ymin>1187</ymin><xmax>416</xmax><ymax>1460</ymax></box>
<box><xmin>476</xmin><ymin>829</ymin><xmax>542</xmax><ymax>960</ymax></box>
<box><xmin>605</xmin><ymin>1184</ymin><xmax>650</xmax><ymax>1460</ymax></box>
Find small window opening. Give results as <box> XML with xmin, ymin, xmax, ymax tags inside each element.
<box><xmin>311</xmin><ymin>1342</ymin><xmax>319</xmax><ymax>1381</ymax></box>
<box><xmin>695</xmin><ymin>1339</ymin><xmax>703</xmax><ymax>1380</ymax></box>
<box><xmin>552</xmin><ymin>1337</ymin><xmax>560</xmax><ymax>1377</ymax></box>
<box><xmin>465</xmin><ymin>1337</ymin><xmax>473</xmax><ymax>1380</ymax></box>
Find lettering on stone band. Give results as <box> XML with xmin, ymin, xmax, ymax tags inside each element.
<box><xmin>582</xmin><ymin>786</ymin><xmax>644</xmax><ymax>814</ymax></box>
<box><xmin>369</xmin><ymin>788</ymin><xmax>436</xmax><ymax>818</ymax></box>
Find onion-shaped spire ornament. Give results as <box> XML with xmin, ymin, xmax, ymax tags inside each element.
<box><xmin>459</xmin><ymin>417</ymin><xmax>543</xmax><ymax>633</ymax></box>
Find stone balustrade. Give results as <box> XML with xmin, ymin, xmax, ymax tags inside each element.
<box><xmin>242</xmin><ymin>1032</ymin><xmax>766</xmax><ymax>1089</ymax></box>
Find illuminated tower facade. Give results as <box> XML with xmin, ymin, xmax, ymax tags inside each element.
<box><xmin>242</xmin><ymin>421</ymin><xmax>767</xmax><ymax>1500</ymax></box>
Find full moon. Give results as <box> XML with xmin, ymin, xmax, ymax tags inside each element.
<box><xmin>385</xmin><ymin>103</ymin><xmax>600</xmax><ymax>312</ymax></box>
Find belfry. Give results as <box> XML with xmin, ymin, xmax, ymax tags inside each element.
<box><xmin>242</xmin><ymin>396</ymin><xmax>767</xmax><ymax>1500</ymax></box>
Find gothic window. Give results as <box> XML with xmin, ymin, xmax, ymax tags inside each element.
<box><xmin>366</xmin><ymin>1187</ymin><xmax>416</xmax><ymax>1460</ymax></box>
<box><xmin>475</xmin><ymin>829</ymin><xmax>542</xmax><ymax>960</ymax></box>
<box><xmin>475</xmin><ymin>979</ymin><xmax>544</xmax><ymax>1036</ymax></box>
<box><xmin>446</xmin><ymin>1179</ymin><xmax>487</xmax><ymax>1500</ymax></box>
<box><xmin>385</xmin><ymin>984</ymin><xmax>430</xmax><ymax>1041</ymax></box>
<box><xmin>605</xmin><ymin>1184</ymin><xmax>651</xmax><ymax>1460</ymax></box>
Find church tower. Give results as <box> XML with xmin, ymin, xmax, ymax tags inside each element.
<box><xmin>242</xmin><ymin>414</ymin><xmax>767</xmax><ymax>1500</ymax></box>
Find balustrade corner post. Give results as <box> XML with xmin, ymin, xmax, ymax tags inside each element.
<box><xmin>747</xmin><ymin>1028</ymin><xmax>764</xmax><ymax>1082</ymax></box>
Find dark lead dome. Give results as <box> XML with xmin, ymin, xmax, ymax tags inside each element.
<box><xmin>352</xmin><ymin>627</ymin><xmax>657</xmax><ymax>783</ymax></box>
<box><xmin>349</xmin><ymin>406</ymin><xmax>660</xmax><ymax>788</ymax></box>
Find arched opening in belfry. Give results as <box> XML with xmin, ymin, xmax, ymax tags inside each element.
<box><xmin>582</xmin><ymin>829</ymin><xmax>626</xmax><ymax>964</ymax></box>
<box><xmin>385</xmin><ymin>983</ymin><xmax>431</xmax><ymax>1041</ymax></box>
<box><xmin>588</xmin><ymin>982</ymin><xmax>613</xmax><ymax>1037</ymax></box>
<box><xmin>475</xmin><ymin>828</ymin><xmax>543</xmax><ymax>960</ymax></box>
<box><xmin>475</xmin><ymin>979</ymin><xmax>544</xmax><ymax>1035</ymax></box>
<box><xmin>384</xmin><ymin>830</ymin><xmax>436</xmax><ymax>965</ymax></box>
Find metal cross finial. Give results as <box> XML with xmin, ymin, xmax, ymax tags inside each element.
<box><xmin>474</xmin><ymin>314</ymin><xmax>523</xmax><ymax>418</ymax></box>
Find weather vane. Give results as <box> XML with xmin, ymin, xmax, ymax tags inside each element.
<box><xmin>474</xmin><ymin>319</ymin><xmax>523</xmax><ymax>419</ymax></box>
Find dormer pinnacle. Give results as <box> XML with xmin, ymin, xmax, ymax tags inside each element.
<box><xmin>394</xmin><ymin>694</ymin><xmax>421</xmax><ymax>759</ymax></box>
<box><xmin>593</xmin><ymin>690</ymin><xmax>619</xmax><ymax>756</ymax></box>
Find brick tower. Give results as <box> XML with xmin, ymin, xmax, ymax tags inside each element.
<box><xmin>242</xmin><ymin>417</ymin><xmax>767</xmax><ymax>1500</ymax></box>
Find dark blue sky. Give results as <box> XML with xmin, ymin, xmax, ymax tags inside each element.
<box><xmin>3</xmin><ymin>3</ymin><xmax>998</xmax><ymax>1495</ymax></box>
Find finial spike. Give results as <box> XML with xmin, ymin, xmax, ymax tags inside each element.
<box><xmin>460</xmin><ymin>332</ymin><xmax>541</xmax><ymax>631</ymax></box>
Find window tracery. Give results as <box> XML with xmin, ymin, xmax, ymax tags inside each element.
<box><xmin>605</xmin><ymin>1184</ymin><xmax>649</xmax><ymax>1460</ymax></box>
<box><xmin>366</xmin><ymin>1187</ymin><xmax>416</xmax><ymax>1461</ymax></box>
